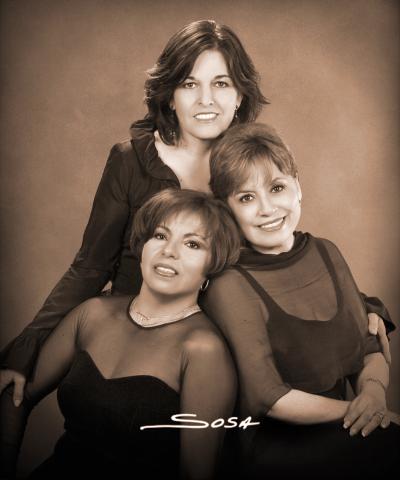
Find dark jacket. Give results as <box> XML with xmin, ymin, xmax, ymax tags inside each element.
<box><xmin>1</xmin><ymin>121</ymin><xmax>179</xmax><ymax>376</ymax></box>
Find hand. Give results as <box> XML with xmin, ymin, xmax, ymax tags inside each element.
<box><xmin>0</xmin><ymin>369</ymin><xmax>26</xmax><ymax>407</ymax></box>
<box><xmin>343</xmin><ymin>381</ymin><xmax>387</xmax><ymax>437</ymax></box>
<box><xmin>367</xmin><ymin>313</ymin><xmax>391</xmax><ymax>364</ymax></box>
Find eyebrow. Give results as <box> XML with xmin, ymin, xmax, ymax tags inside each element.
<box><xmin>157</xmin><ymin>225</ymin><xmax>208</xmax><ymax>241</ymax></box>
<box><xmin>235</xmin><ymin>177</ymin><xmax>288</xmax><ymax>193</ymax></box>
<box><xmin>185</xmin><ymin>74</ymin><xmax>231</xmax><ymax>80</ymax></box>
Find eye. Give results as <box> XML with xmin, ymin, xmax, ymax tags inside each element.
<box><xmin>214</xmin><ymin>80</ymin><xmax>229</xmax><ymax>88</ymax></box>
<box><xmin>239</xmin><ymin>193</ymin><xmax>255</xmax><ymax>203</ymax></box>
<box><xmin>182</xmin><ymin>81</ymin><xmax>196</xmax><ymax>89</ymax></box>
<box><xmin>154</xmin><ymin>232</ymin><xmax>167</xmax><ymax>240</ymax></box>
<box><xmin>271</xmin><ymin>184</ymin><xmax>285</xmax><ymax>193</ymax></box>
<box><xmin>185</xmin><ymin>240</ymin><xmax>200</xmax><ymax>249</ymax></box>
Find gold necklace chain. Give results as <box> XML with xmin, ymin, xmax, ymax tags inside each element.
<box><xmin>128</xmin><ymin>297</ymin><xmax>201</xmax><ymax>328</ymax></box>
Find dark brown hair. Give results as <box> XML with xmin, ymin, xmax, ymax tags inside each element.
<box><xmin>144</xmin><ymin>20</ymin><xmax>268</xmax><ymax>145</ymax></box>
<box><xmin>131</xmin><ymin>188</ymin><xmax>241</xmax><ymax>276</ymax></box>
<box><xmin>210</xmin><ymin>123</ymin><xmax>298</xmax><ymax>200</ymax></box>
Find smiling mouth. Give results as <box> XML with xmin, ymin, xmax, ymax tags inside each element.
<box><xmin>154</xmin><ymin>265</ymin><xmax>178</xmax><ymax>277</ymax></box>
<box><xmin>194</xmin><ymin>113</ymin><xmax>218</xmax><ymax>121</ymax></box>
<box><xmin>258</xmin><ymin>217</ymin><xmax>285</xmax><ymax>232</ymax></box>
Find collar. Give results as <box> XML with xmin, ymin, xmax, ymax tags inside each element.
<box><xmin>129</xmin><ymin>117</ymin><xmax>180</xmax><ymax>184</ymax></box>
<box><xmin>238</xmin><ymin>231</ymin><xmax>311</xmax><ymax>269</ymax></box>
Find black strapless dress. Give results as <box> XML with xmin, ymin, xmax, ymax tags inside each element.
<box><xmin>29</xmin><ymin>351</ymin><xmax>180</xmax><ymax>479</ymax></box>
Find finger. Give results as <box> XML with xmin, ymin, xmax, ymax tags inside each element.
<box><xmin>377</xmin><ymin>318</ymin><xmax>391</xmax><ymax>365</ymax></box>
<box><xmin>367</xmin><ymin>313</ymin><xmax>379</xmax><ymax>335</ymax></box>
<box><xmin>361</xmin><ymin>413</ymin><xmax>383</xmax><ymax>437</ymax></box>
<box><xmin>343</xmin><ymin>399</ymin><xmax>363</xmax><ymax>428</ymax></box>
<box><xmin>13</xmin><ymin>376</ymin><xmax>26</xmax><ymax>407</ymax></box>
<box><xmin>349</xmin><ymin>412</ymin><xmax>374</xmax><ymax>436</ymax></box>
<box><xmin>380</xmin><ymin>415</ymin><xmax>391</xmax><ymax>429</ymax></box>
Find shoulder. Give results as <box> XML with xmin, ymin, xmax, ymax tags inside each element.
<box><xmin>203</xmin><ymin>267</ymin><xmax>261</xmax><ymax>308</ymax></box>
<box><xmin>182</xmin><ymin>313</ymin><xmax>231</xmax><ymax>359</ymax></box>
<box><xmin>75</xmin><ymin>296</ymin><xmax>131</xmax><ymax>333</ymax></box>
<box><xmin>310</xmin><ymin>234</ymin><xmax>347</xmax><ymax>263</ymax></box>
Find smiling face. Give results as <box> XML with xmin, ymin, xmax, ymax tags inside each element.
<box><xmin>228</xmin><ymin>161</ymin><xmax>302</xmax><ymax>255</ymax></box>
<box><xmin>171</xmin><ymin>49</ymin><xmax>242</xmax><ymax>143</ymax></box>
<box><xmin>140</xmin><ymin>211</ymin><xmax>211</xmax><ymax>301</ymax></box>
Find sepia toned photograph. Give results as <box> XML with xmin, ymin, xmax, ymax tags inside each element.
<box><xmin>1</xmin><ymin>0</ymin><xmax>399</xmax><ymax>478</ymax></box>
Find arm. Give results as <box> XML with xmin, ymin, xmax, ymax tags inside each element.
<box><xmin>179</xmin><ymin>329</ymin><xmax>237</xmax><ymax>480</ymax></box>
<box><xmin>0</xmin><ymin>300</ymin><xmax>87</xmax><ymax>478</ymax></box>
<box><xmin>0</xmin><ymin>143</ymin><xmax>133</xmax><ymax>379</ymax></box>
<box><xmin>202</xmin><ymin>270</ymin><xmax>349</xmax><ymax>425</ymax></box>
<box><xmin>343</xmin><ymin>352</ymin><xmax>389</xmax><ymax>437</ymax></box>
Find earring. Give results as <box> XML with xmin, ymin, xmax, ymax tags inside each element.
<box><xmin>200</xmin><ymin>279</ymin><xmax>210</xmax><ymax>292</ymax></box>
<box><xmin>234</xmin><ymin>105</ymin><xmax>239</xmax><ymax>119</ymax></box>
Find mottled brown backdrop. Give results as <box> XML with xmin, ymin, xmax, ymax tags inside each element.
<box><xmin>0</xmin><ymin>0</ymin><xmax>399</xmax><ymax>475</ymax></box>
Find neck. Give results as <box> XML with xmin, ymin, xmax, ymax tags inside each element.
<box><xmin>176</xmin><ymin>133</ymin><xmax>212</xmax><ymax>160</ymax></box>
<box><xmin>252</xmin><ymin>234</ymin><xmax>296</xmax><ymax>255</ymax></box>
<box><xmin>135</xmin><ymin>284</ymin><xmax>199</xmax><ymax>318</ymax></box>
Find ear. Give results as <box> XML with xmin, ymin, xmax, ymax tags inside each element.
<box><xmin>236</xmin><ymin>93</ymin><xmax>243</xmax><ymax>109</ymax></box>
<box><xmin>295</xmin><ymin>176</ymin><xmax>302</xmax><ymax>203</ymax></box>
<box><xmin>169</xmin><ymin>99</ymin><xmax>175</xmax><ymax>111</ymax></box>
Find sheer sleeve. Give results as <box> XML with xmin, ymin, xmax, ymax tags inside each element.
<box><xmin>0</xmin><ymin>143</ymin><xmax>134</xmax><ymax>377</ymax></box>
<box><xmin>201</xmin><ymin>270</ymin><xmax>291</xmax><ymax>419</ymax></box>
<box><xmin>179</xmin><ymin>325</ymin><xmax>237</xmax><ymax>480</ymax></box>
<box><xmin>360</xmin><ymin>292</ymin><xmax>395</xmax><ymax>334</ymax></box>
<box><xmin>0</xmin><ymin>301</ymin><xmax>88</xmax><ymax>477</ymax></box>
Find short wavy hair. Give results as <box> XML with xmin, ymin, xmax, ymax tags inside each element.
<box><xmin>210</xmin><ymin>123</ymin><xmax>298</xmax><ymax>200</ymax></box>
<box><xmin>144</xmin><ymin>20</ymin><xmax>268</xmax><ymax>145</ymax></box>
<box><xmin>131</xmin><ymin>188</ymin><xmax>241</xmax><ymax>277</ymax></box>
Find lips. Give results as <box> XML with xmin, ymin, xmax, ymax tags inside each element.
<box><xmin>194</xmin><ymin>112</ymin><xmax>218</xmax><ymax>121</ymax></box>
<box><xmin>258</xmin><ymin>217</ymin><xmax>285</xmax><ymax>232</ymax></box>
<box><xmin>153</xmin><ymin>263</ymin><xmax>178</xmax><ymax>277</ymax></box>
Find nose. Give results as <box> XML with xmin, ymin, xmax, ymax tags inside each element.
<box><xmin>198</xmin><ymin>84</ymin><xmax>214</xmax><ymax>106</ymax></box>
<box><xmin>162</xmin><ymin>240</ymin><xmax>179</xmax><ymax>259</ymax></box>
<box><xmin>258</xmin><ymin>194</ymin><xmax>278</xmax><ymax>216</ymax></box>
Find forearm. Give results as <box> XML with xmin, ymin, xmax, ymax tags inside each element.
<box><xmin>0</xmin><ymin>387</ymin><xmax>31</xmax><ymax>478</ymax></box>
<box><xmin>355</xmin><ymin>353</ymin><xmax>389</xmax><ymax>394</ymax></box>
<box><xmin>0</xmin><ymin>265</ymin><xmax>109</xmax><ymax>377</ymax></box>
<box><xmin>268</xmin><ymin>389</ymin><xmax>350</xmax><ymax>424</ymax></box>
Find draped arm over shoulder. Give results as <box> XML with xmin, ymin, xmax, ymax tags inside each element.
<box><xmin>0</xmin><ymin>301</ymin><xmax>87</xmax><ymax>478</ymax></box>
<box><xmin>0</xmin><ymin>143</ymin><xmax>134</xmax><ymax>377</ymax></box>
<box><xmin>201</xmin><ymin>270</ymin><xmax>291</xmax><ymax>419</ymax></box>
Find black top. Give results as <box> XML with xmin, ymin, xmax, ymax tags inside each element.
<box><xmin>202</xmin><ymin>233</ymin><xmax>382</xmax><ymax>417</ymax></box>
<box><xmin>0</xmin><ymin>295</ymin><xmax>236</xmax><ymax>478</ymax></box>
<box><xmin>50</xmin><ymin>351</ymin><xmax>180</xmax><ymax>477</ymax></box>
<box><xmin>0</xmin><ymin>121</ymin><xmax>394</xmax><ymax>377</ymax></box>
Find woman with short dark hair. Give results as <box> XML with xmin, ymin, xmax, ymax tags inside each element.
<box><xmin>0</xmin><ymin>189</ymin><xmax>241</xmax><ymax>479</ymax></box>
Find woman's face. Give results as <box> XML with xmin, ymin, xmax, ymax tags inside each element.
<box><xmin>141</xmin><ymin>211</ymin><xmax>211</xmax><ymax>300</ymax></box>
<box><xmin>228</xmin><ymin>162</ymin><xmax>302</xmax><ymax>255</ymax></box>
<box><xmin>171</xmin><ymin>49</ymin><xmax>242</xmax><ymax>143</ymax></box>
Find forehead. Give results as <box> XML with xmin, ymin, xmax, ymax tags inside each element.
<box><xmin>190</xmin><ymin>49</ymin><xmax>229</xmax><ymax>77</ymax></box>
<box><xmin>237</xmin><ymin>159</ymin><xmax>288</xmax><ymax>188</ymax></box>
<box><xmin>161</xmin><ymin>210</ymin><xmax>208</xmax><ymax>235</ymax></box>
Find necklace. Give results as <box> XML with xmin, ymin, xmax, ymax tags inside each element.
<box><xmin>128</xmin><ymin>297</ymin><xmax>201</xmax><ymax>328</ymax></box>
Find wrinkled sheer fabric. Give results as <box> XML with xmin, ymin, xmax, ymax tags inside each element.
<box><xmin>0</xmin><ymin>296</ymin><xmax>235</xmax><ymax>478</ymax></box>
<box><xmin>202</xmin><ymin>233</ymin><xmax>381</xmax><ymax>417</ymax></box>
